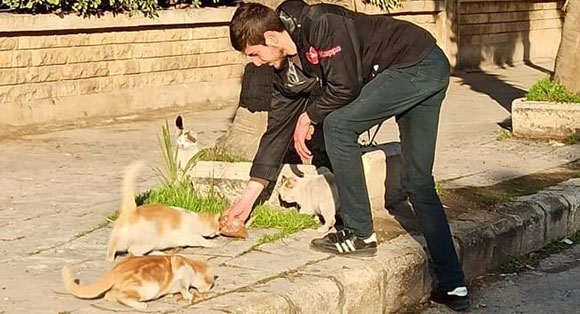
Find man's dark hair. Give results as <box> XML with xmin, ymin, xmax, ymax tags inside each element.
<box><xmin>229</xmin><ymin>2</ymin><xmax>285</xmax><ymax>52</ymax></box>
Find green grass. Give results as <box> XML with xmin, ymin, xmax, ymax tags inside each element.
<box><xmin>109</xmin><ymin>184</ymin><xmax>316</xmax><ymax>244</ymax></box>
<box><xmin>573</xmin><ymin>172</ymin><xmax>580</xmax><ymax>179</ymax></box>
<box><xmin>194</xmin><ymin>147</ymin><xmax>250</xmax><ymax>163</ymax></box>
<box><xmin>496</xmin><ymin>129</ymin><xmax>512</xmax><ymax>141</ymax></box>
<box><xmin>564</xmin><ymin>131</ymin><xmax>580</xmax><ymax>146</ymax></box>
<box><xmin>526</xmin><ymin>77</ymin><xmax>580</xmax><ymax>103</ymax></box>
<box><xmin>249</xmin><ymin>204</ymin><xmax>318</xmax><ymax>244</ymax></box>
<box><xmin>142</xmin><ymin>183</ymin><xmax>228</xmax><ymax>214</ymax></box>
<box><xmin>435</xmin><ymin>181</ymin><xmax>444</xmax><ymax>196</ymax></box>
<box><xmin>497</xmin><ymin>230</ymin><xmax>580</xmax><ymax>274</ymax></box>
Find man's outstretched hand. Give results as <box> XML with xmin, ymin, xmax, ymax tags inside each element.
<box><xmin>222</xmin><ymin>201</ymin><xmax>252</xmax><ymax>227</ymax></box>
<box><xmin>293</xmin><ymin>112</ymin><xmax>313</xmax><ymax>162</ymax></box>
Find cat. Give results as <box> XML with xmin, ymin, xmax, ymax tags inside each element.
<box><xmin>62</xmin><ymin>254</ymin><xmax>215</xmax><ymax>310</ymax></box>
<box><xmin>105</xmin><ymin>161</ymin><xmax>221</xmax><ymax>262</ymax></box>
<box><xmin>175</xmin><ymin>115</ymin><xmax>200</xmax><ymax>171</ymax></box>
<box><xmin>278</xmin><ymin>167</ymin><xmax>339</xmax><ymax>233</ymax></box>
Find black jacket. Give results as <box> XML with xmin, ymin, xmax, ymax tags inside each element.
<box><xmin>248</xmin><ymin>0</ymin><xmax>436</xmax><ymax>181</ymax></box>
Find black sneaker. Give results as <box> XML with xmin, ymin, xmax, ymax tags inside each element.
<box><xmin>310</xmin><ymin>229</ymin><xmax>377</xmax><ymax>257</ymax></box>
<box><xmin>430</xmin><ymin>286</ymin><xmax>470</xmax><ymax>311</ymax></box>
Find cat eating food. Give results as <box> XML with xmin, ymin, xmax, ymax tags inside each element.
<box><xmin>105</xmin><ymin>162</ymin><xmax>221</xmax><ymax>262</ymax></box>
<box><xmin>62</xmin><ymin>255</ymin><xmax>215</xmax><ymax>310</ymax></box>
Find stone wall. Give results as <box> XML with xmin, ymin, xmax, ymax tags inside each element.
<box><xmin>0</xmin><ymin>8</ymin><xmax>245</xmax><ymax>127</ymax></box>
<box><xmin>457</xmin><ymin>0</ymin><xmax>565</xmax><ymax>69</ymax></box>
<box><xmin>0</xmin><ymin>1</ymin><xmax>565</xmax><ymax>128</ymax></box>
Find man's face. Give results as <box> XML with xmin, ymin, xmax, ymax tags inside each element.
<box><xmin>244</xmin><ymin>44</ymin><xmax>286</xmax><ymax>69</ymax></box>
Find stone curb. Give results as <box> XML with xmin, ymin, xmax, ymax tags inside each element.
<box><xmin>183</xmin><ymin>179</ymin><xmax>580</xmax><ymax>314</ymax></box>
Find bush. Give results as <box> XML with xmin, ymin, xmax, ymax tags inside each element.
<box><xmin>0</xmin><ymin>0</ymin><xmax>222</xmax><ymax>17</ymax></box>
<box><xmin>526</xmin><ymin>77</ymin><xmax>580</xmax><ymax>104</ymax></box>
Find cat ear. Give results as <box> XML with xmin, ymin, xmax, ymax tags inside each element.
<box><xmin>175</xmin><ymin>115</ymin><xmax>184</xmax><ymax>130</ymax></box>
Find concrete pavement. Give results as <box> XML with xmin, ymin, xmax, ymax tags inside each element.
<box><xmin>1</xmin><ymin>60</ymin><xmax>579</xmax><ymax>313</ymax></box>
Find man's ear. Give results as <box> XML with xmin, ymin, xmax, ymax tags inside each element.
<box><xmin>264</xmin><ymin>31</ymin><xmax>279</xmax><ymax>47</ymax></box>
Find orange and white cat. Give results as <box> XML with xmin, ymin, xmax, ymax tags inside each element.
<box><xmin>62</xmin><ymin>255</ymin><xmax>215</xmax><ymax>310</ymax></box>
<box><xmin>105</xmin><ymin>162</ymin><xmax>220</xmax><ymax>262</ymax></box>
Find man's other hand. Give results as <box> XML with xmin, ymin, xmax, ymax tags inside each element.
<box><xmin>294</xmin><ymin>112</ymin><xmax>313</xmax><ymax>162</ymax></box>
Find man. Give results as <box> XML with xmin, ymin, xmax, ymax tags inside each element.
<box><xmin>223</xmin><ymin>1</ymin><xmax>469</xmax><ymax>310</ymax></box>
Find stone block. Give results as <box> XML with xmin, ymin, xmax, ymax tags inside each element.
<box><xmin>0</xmin><ymin>37</ymin><xmax>17</xmax><ymax>51</ymax></box>
<box><xmin>376</xmin><ymin>235</ymin><xmax>430</xmax><ymax>313</ymax></box>
<box><xmin>496</xmin><ymin>198</ymin><xmax>546</xmax><ymax>253</ymax></box>
<box><xmin>488</xmin><ymin>215</ymin><xmax>523</xmax><ymax>267</ymax></box>
<box><xmin>534</xmin><ymin>191</ymin><xmax>570</xmax><ymax>242</ymax></box>
<box><xmin>13</xmin><ymin>50</ymin><xmax>32</xmax><ymax>67</ymax></box>
<box><xmin>0</xmin><ymin>51</ymin><xmax>11</xmax><ymax>68</ymax></box>
<box><xmin>193</xmin><ymin>26</ymin><xmax>229</xmax><ymax>39</ymax></box>
<box><xmin>253</xmin><ymin>275</ymin><xmax>342</xmax><ymax>314</ymax></box>
<box><xmin>512</xmin><ymin>98</ymin><xmax>580</xmax><ymax>139</ymax></box>
<box><xmin>200</xmin><ymin>292</ymin><xmax>291</xmax><ymax>314</ymax></box>
<box><xmin>31</xmin><ymin>49</ymin><xmax>68</xmax><ymax>66</ymax></box>
<box><xmin>224</xmin><ymin>249</ymin><xmax>316</xmax><ymax>276</ymax></box>
<box><xmin>199</xmin><ymin>38</ymin><xmax>236</xmax><ymax>53</ymax></box>
<box><xmin>208</xmin><ymin>265</ymin><xmax>265</xmax><ymax>295</ymax></box>
<box><xmin>0</xmin><ymin>68</ymin><xmax>19</xmax><ymax>85</ymax></box>
<box><xmin>557</xmin><ymin>179</ymin><xmax>580</xmax><ymax>233</ymax></box>
<box><xmin>361</xmin><ymin>142</ymin><xmax>403</xmax><ymax>211</ymax></box>
<box><xmin>198</xmin><ymin>51</ymin><xmax>246</xmax><ymax>67</ymax></box>
<box><xmin>450</xmin><ymin>220</ymin><xmax>496</xmax><ymax>279</ymax></box>
<box><xmin>257</xmin><ymin>229</ymin><xmax>328</xmax><ymax>257</ymax></box>
<box><xmin>107</xmin><ymin>59</ymin><xmax>139</xmax><ymax>76</ymax></box>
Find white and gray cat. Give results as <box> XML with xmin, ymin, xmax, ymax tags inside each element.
<box><xmin>278</xmin><ymin>167</ymin><xmax>339</xmax><ymax>233</ymax></box>
<box><xmin>175</xmin><ymin>115</ymin><xmax>200</xmax><ymax>171</ymax></box>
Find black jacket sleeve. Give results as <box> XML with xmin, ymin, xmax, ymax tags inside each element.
<box><xmin>305</xmin><ymin>14</ymin><xmax>364</xmax><ymax>124</ymax></box>
<box><xmin>249</xmin><ymin>63</ymin><xmax>316</xmax><ymax>181</ymax></box>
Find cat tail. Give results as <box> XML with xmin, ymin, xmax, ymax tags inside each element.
<box><xmin>105</xmin><ymin>234</ymin><xmax>118</xmax><ymax>262</ymax></box>
<box><xmin>120</xmin><ymin>161</ymin><xmax>145</xmax><ymax>216</ymax></box>
<box><xmin>61</xmin><ymin>265</ymin><xmax>114</xmax><ymax>299</ymax></box>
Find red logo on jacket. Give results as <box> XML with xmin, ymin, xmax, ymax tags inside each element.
<box><xmin>305</xmin><ymin>45</ymin><xmax>342</xmax><ymax>65</ymax></box>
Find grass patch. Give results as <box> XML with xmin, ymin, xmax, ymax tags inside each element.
<box><xmin>142</xmin><ymin>183</ymin><xmax>228</xmax><ymax>214</ymax></box>
<box><xmin>563</xmin><ymin>130</ymin><xmax>580</xmax><ymax>146</ymax></box>
<box><xmin>496</xmin><ymin>129</ymin><xmax>512</xmax><ymax>141</ymax></box>
<box><xmin>194</xmin><ymin>147</ymin><xmax>250</xmax><ymax>163</ymax></box>
<box><xmin>249</xmin><ymin>204</ymin><xmax>318</xmax><ymax>245</ymax></box>
<box><xmin>497</xmin><ymin>231</ymin><xmax>580</xmax><ymax>274</ymax></box>
<box><xmin>110</xmin><ymin>184</ymin><xmax>316</xmax><ymax>244</ymax></box>
<box><xmin>573</xmin><ymin>172</ymin><xmax>580</xmax><ymax>179</ymax></box>
<box><xmin>434</xmin><ymin>181</ymin><xmax>444</xmax><ymax>196</ymax></box>
<box><xmin>107</xmin><ymin>210</ymin><xmax>120</xmax><ymax>222</ymax></box>
<box><xmin>526</xmin><ymin>76</ymin><xmax>580</xmax><ymax>103</ymax></box>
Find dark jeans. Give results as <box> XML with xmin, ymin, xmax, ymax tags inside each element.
<box><xmin>323</xmin><ymin>46</ymin><xmax>465</xmax><ymax>289</ymax></box>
